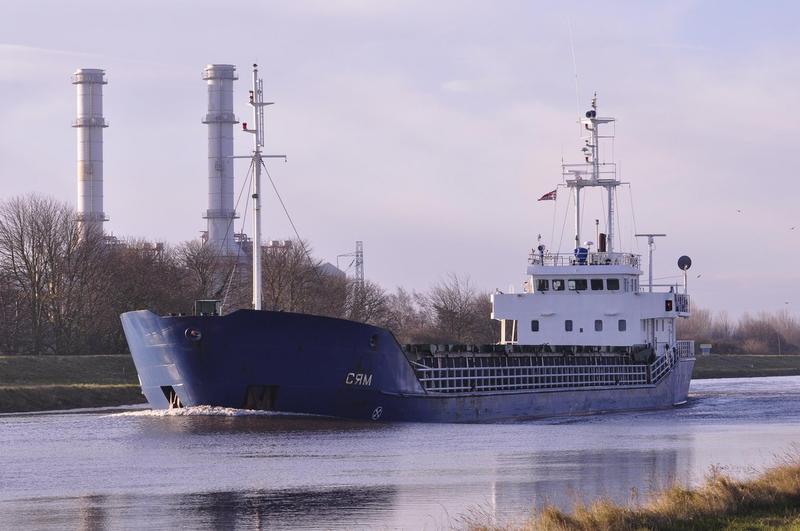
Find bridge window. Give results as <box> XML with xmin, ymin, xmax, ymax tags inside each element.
<box><xmin>607</xmin><ymin>278</ymin><xmax>620</xmax><ymax>291</ymax></box>
<box><xmin>565</xmin><ymin>320</ymin><xmax>573</xmax><ymax>332</ymax></box>
<box><xmin>568</xmin><ymin>279</ymin><xmax>588</xmax><ymax>291</ymax></box>
<box><xmin>553</xmin><ymin>279</ymin><xmax>565</xmax><ymax>291</ymax></box>
<box><xmin>531</xmin><ymin>320</ymin><xmax>539</xmax><ymax>332</ymax></box>
<box><xmin>618</xmin><ymin>319</ymin><xmax>627</xmax><ymax>331</ymax></box>
<box><xmin>591</xmin><ymin>278</ymin><xmax>604</xmax><ymax>290</ymax></box>
<box><xmin>595</xmin><ymin>319</ymin><xmax>603</xmax><ymax>331</ymax></box>
<box><xmin>536</xmin><ymin>279</ymin><xmax>549</xmax><ymax>291</ymax></box>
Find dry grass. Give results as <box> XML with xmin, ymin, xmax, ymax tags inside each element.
<box><xmin>467</xmin><ymin>454</ymin><xmax>800</xmax><ymax>531</ymax></box>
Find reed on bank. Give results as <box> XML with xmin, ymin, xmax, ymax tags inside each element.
<box><xmin>468</xmin><ymin>454</ymin><xmax>800</xmax><ymax>530</ymax></box>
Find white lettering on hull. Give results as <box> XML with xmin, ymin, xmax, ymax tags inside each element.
<box><xmin>345</xmin><ymin>372</ymin><xmax>373</xmax><ymax>386</ymax></box>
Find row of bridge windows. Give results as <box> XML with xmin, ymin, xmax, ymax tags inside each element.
<box><xmin>531</xmin><ymin>319</ymin><xmax>627</xmax><ymax>332</ymax></box>
<box><xmin>535</xmin><ymin>278</ymin><xmax>638</xmax><ymax>292</ymax></box>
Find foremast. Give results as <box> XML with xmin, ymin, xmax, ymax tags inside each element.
<box><xmin>242</xmin><ymin>64</ymin><xmax>285</xmax><ymax>310</ymax></box>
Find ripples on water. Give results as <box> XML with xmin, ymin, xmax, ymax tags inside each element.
<box><xmin>0</xmin><ymin>376</ymin><xmax>798</xmax><ymax>529</ymax></box>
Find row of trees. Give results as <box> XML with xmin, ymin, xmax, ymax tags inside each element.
<box><xmin>5</xmin><ymin>194</ymin><xmax>796</xmax><ymax>357</ymax></box>
<box><xmin>0</xmin><ymin>194</ymin><xmax>497</xmax><ymax>355</ymax></box>
<box><xmin>677</xmin><ymin>307</ymin><xmax>800</xmax><ymax>354</ymax></box>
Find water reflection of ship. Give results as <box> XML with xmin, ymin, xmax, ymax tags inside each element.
<box><xmin>128</xmin><ymin>413</ymin><xmax>397</xmax><ymax>437</ymax></box>
<box><xmin>180</xmin><ymin>486</ymin><xmax>397</xmax><ymax>529</ymax></box>
<box><xmin>23</xmin><ymin>486</ymin><xmax>397</xmax><ymax>529</ymax></box>
<box><xmin>486</xmin><ymin>448</ymin><xmax>692</xmax><ymax>518</ymax></box>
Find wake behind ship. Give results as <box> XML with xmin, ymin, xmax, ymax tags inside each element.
<box><xmin>122</xmin><ymin>69</ymin><xmax>695</xmax><ymax>422</ymax></box>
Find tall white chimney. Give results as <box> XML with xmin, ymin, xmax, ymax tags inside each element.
<box><xmin>72</xmin><ymin>68</ymin><xmax>108</xmax><ymax>237</ymax></box>
<box><xmin>202</xmin><ymin>64</ymin><xmax>239</xmax><ymax>255</ymax></box>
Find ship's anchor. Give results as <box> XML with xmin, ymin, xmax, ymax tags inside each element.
<box><xmin>371</xmin><ymin>406</ymin><xmax>383</xmax><ymax>420</ymax></box>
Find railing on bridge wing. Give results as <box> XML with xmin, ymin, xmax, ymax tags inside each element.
<box><xmin>675</xmin><ymin>293</ymin><xmax>690</xmax><ymax>313</ymax></box>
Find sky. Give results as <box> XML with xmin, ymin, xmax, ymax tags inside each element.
<box><xmin>0</xmin><ymin>0</ymin><xmax>798</xmax><ymax>317</ymax></box>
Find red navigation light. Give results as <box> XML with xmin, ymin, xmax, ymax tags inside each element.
<box><xmin>242</xmin><ymin>122</ymin><xmax>248</xmax><ymax>130</ymax></box>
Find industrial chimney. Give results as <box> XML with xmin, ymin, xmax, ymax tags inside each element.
<box><xmin>72</xmin><ymin>68</ymin><xmax>108</xmax><ymax>238</ymax></box>
<box><xmin>202</xmin><ymin>64</ymin><xmax>239</xmax><ymax>255</ymax></box>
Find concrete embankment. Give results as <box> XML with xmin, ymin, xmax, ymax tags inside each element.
<box><xmin>0</xmin><ymin>355</ymin><xmax>146</xmax><ymax>413</ymax></box>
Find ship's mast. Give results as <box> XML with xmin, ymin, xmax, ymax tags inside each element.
<box><xmin>564</xmin><ymin>94</ymin><xmax>620</xmax><ymax>253</ymax></box>
<box><xmin>250</xmin><ymin>65</ymin><xmax>265</xmax><ymax>310</ymax></box>
<box><xmin>243</xmin><ymin>64</ymin><xmax>285</xmax><ymax>310</ymax></box>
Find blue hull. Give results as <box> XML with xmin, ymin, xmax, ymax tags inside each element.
<box><xmin>121</xmin><ymin>309</ymin><xmax>694</xmax><ymax>423</ymax></box>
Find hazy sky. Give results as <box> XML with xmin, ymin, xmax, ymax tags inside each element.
<box><xmin>1</xmin><ymin>1</ymin><xmax>798</xmax><ymax>317</ymax></box>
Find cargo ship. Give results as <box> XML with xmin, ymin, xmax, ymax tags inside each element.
<box><xmin>121</xmin><ymin>69</ymin><xmax>695</xmax><ymax>422</ymax></box>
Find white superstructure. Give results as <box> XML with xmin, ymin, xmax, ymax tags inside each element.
<box><xmin>491</xmin><ymin>97</ymin><xmax>691</xmax><ymax>359</ymax></box>
<box><xmin>202</xmin><ymin>64</ymin><xmax>239</xmax><ymax>255</ymax></box>
<box><xmin>72</xmin><ymin>68</ymin><xmax>108</xmax><ymax>238</ymax></box>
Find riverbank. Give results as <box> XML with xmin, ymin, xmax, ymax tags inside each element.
<box><xmin>470</xmin><ymin>457</ymin><xmax>800</xmax><ymax>530</ymax></box>
<box><xmin>693</xmin><ymin>354</ymin><xmax>800</xmax><ymax>379</ymax></box>
<box><xmin>0</xmin><ymin>355</ymin><xmax>145</xmax><ymax>413</ymax></box>
<box><xmin>2</xmin><ymin>353</ymin><xmax>800</xmax><ymax>413</ymax></box>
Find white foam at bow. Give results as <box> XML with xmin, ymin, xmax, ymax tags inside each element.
<box><xmin>109</xmin><ymin>406</ymin><xmax>319</xmax><ymax>418</ymax></box>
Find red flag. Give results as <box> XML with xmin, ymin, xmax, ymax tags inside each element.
<box><xmin>538</xmin><ymin>189</ymin><xmax>557</xmax><ymax>201</ymax></box>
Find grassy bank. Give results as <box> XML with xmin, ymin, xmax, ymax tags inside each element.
<box><xmin>693</xmin><ymin>354</ymin><xmax>800</xmax><ymax>379</ymax></box>
<box><xmin>0</xmin><ymin>355</ymin><xmax>145</xmax><ymax>413</ymax></box>
<box><xmin>470</xmin><ymin>457</ymin><xmax>800</xmax><ymax>530</ymax></box>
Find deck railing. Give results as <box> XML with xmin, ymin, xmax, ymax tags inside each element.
<box><xmin>649</xmin><ymin>350</ymin><xmax>674</xmax><ymax>383</ymax></box>
<box><xmin>675</xmin><ymin>293</ymin><xmax>690</xmax><ymax>313</ymax></box>
<box><xmin>413</xmin><ymin>350</ymin><xmax>684</xmax><ymax>394</ymax></box>
<box><xmin>675</xmin><ymin>340</ymin><xmax>695</xmax><ymax>358</ymax></box>
<box><xmin>528</xmin><ymin>251</ymin><xmax>641</xmax><ymax>269</ymax></box>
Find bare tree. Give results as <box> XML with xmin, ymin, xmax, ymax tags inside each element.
<box><xmin>345</xmin><ymin>279</ymin><xmax>389</xmax><ymax>325</ymax></box>
<box><xmin>383</xmin><ymin>287</ymin><xmax>433</xmax><ymax>344</ymax></box>
<box><xmin>46</xmin><ymin>220</ymin><xmax>111</xmax><ymax>355</ymax></box>
<box><xmin>177</xmin><ymin>239</ymin><xmax>226</xmax><ymax>299</ymax></box>
<box><xmin>0</xmin><ymin>195</ymin><xmax>114</xmax><ymax>354</ymax></box>
<box><xmin>306</xmin><ymin>270</ymin><xmax>349</xmax><ymax>319</ymax></box>
<box><xmin>418</xmin><ymin>273</ymin><xmax>498</xmax><ymax>344</ymax></box>
<box><xmin>678</xmin><ymin>304</ymin><xmax>799</xmax><ymax>354</ymax></box>
<box><xmin>0</xmin><ymin>269</ymin><xmax>22</xmax><ymax>354</ymax></box>
<box><xmin>261</xmin><ymin>240</ymin><xmax>321</xmax><ymax>312</ymax></box>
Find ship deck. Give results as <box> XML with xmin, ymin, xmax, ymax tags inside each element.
<box><xmin>405</xmin><ymin>341</ymin><xmax>694</xmax><ymax>394</ymax></box>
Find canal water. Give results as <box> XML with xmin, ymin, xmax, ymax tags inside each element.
<box><xmin>1</xmin><ymin>376</ymin><xmax>798</xmax><ymax>529</ymax></box>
